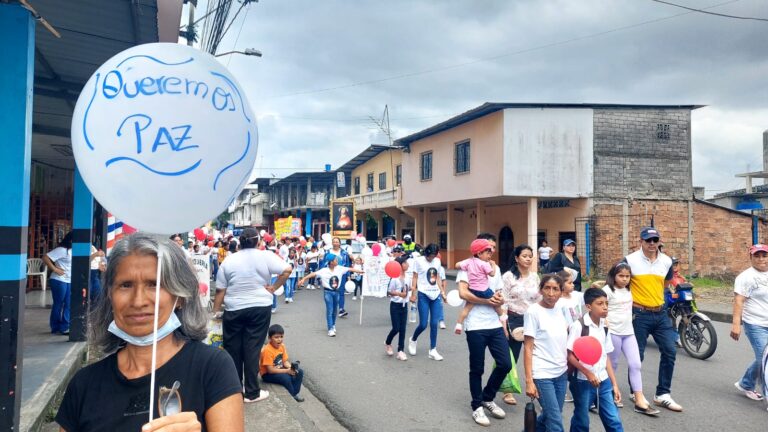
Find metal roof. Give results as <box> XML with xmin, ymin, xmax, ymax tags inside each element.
<box><xmin>270</xmin><ymin>171</ymin><xmax>337</xmax><ymax>186</ymax></box>
<box><xmin>336</xmin><ymin>144</ymin><xmax>400</xmax><ymax>173</ymax></box>
<box><xmin>30</xmin><ymin>0</ymin><xmax>181</xmax><ymax>169</ymax></box>
<box><xmin>394</xmin><ymin>102</ymin><xmax>706</xmax><ymax>148</ymax></box>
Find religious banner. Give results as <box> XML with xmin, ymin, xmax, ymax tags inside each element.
<box><xmin>191</xmin><ymin>253</ymin><xmax>211</xmax><ymax>307</ymax></box>
<box><xmin>275</xmin><ymin>216</ymin><xmax>302</xmax><ymax>238</ymax></box>
<box><xmin>361</xmin><ymin>255</ymin><xmax>389</xmax><ymax>298</ymax></box>
<box><xmin>330</xmin><ymin>199</ymin><xmax>355</xmax><ymax>239</ymax></box>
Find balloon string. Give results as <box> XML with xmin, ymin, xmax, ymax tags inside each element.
<box><xmin>148</xmin><ymin>248</ymin><xmax>163</xmax><ymax>423</ymax></box>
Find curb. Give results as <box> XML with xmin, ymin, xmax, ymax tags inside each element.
<box><xmin>20</xmin><ymin>342</ymin><xmax>86</xmax><ymax>432</ymax></box>
<box><xmin>698</xmin><ymin>309</ymin><xmax>732</xmax><ymax>324</ymax></box>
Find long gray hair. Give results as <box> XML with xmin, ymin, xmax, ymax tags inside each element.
<box><xmin>89</xmin><ymin>233</ymin><xmax>208</xmax><ymax>354</ymax></box>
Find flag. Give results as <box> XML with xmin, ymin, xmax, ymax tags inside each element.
<box><xmin>106</xmin><ymin>213</ymin><xmax>123</xmax><ymax>256</ymax></box>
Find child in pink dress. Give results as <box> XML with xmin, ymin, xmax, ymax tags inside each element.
<box><xmin>454</xmin><ymin>239</ymin><xmax>505</xmax><ymax>334</ymax></box>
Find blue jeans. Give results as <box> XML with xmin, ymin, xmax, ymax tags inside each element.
<box><xmin>570</xmin><ymin>377</ymin><xmax>624</xmax><ymax>432</ymax></box>
<box><xmin>436</xmin><ymin>293</ymin><xmax>445</xmax><ymax>322</ymax></box>
<box><xmin>49</xmin><ymin>279</ymin><xmax>71</xmax><ymax>333</ymax></box>
<box><xmin>411</xmin><ymin>292</ymin><xmax>441</xmax><ymax>349</ymax></box>
<box><xmin>89</xmin><ymin>269</ymin><xmax>102</xmax><ymax>302</ymax></box>
<box><xmin>262</xmin><ymin>368</ymin><xmax>304</xmax><ymax>396</ymax></box>
<box><xmin>739</xmin><ymin>322</ymin><xmax>768</xmax><ymax>395</ymax></box>
<box><xmin>271</xmin><ymin>276</ymin><xmax>278</xmax><ymax>311</ymax></box>
<box><xmin>632</xmin><ymin>308</ymin><xmax>677</xmax><ymax>396</ymax></box>
<box><xmin>285</xmin><ymin>277</ymin><xmax>296</xmax><ymax>299</ymax></box>
<box><xmin>338</xmin><ymin>274</ymin><xmax>348</xmax><ymax>311</ymax></box>
<box><xmin>534</xmin><ymin>373</ymin><xmax>567</xmax><ymax>432</ymax></box>
<box><xmin>323</xmin><ymin>289</ymin><xmax>340</xmax><ymax>330</ymax></box>
<box><xmin>465</xmin><ymin>327</ymin><xmax>511</xmax><ymax>410</ymax></box>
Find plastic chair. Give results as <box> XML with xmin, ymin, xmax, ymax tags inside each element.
<box><xmin>27</xmin><ymin>258</ymin><xmax>48</xmax><ymax>307</ymax></box>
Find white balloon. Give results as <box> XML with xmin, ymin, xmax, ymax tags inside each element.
<box><xmin>71</xmin><ymin>43</ymin><xmax>258</xmax><ymax>234</ymax></box>
<box><xmin>361</xmin><ymin>246</ymin><xmax>373</xmax><ymax>257</ymax></box>
<box><xmin>273</xmin><ymin>286</ymin><xmax>284</xmax><ymax>297</ymax></box>
<box><xmin>322</xmin><ymin>233</ymin><xmax>332</xmax><ymax>244</ymax></box>
<box><xmin>345</xmin><ymin>280</ymin><xmax>356</xmax><ymax>293</ymax></box>
<box><xmin>259</xmin><ymin>230</ymin><xmax>266</xmax><ymax>237</ymax></box>
<box><xmin>446</xmin><ymin>290</ymin><xmax>464</xmax><ymax>307</ymax></box>
<box><xmin>358</xmin><ymin>236</ymin><xmax>367</xmax><ymax>244</ymax></box>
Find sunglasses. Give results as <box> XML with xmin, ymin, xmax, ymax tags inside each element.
<box><xmin>158</xmin><ymin>380</ymin><xmax>182</xmax><ymax>417</ymax></box>
<box><xmin>643</xmin><ymin>238</ymin><xmax>660</xmax><ymax>244</ymax></box>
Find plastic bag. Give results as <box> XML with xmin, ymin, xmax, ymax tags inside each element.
<box><xmin>495</xmin><ymin>348</ymin><xmax>522</xmax><ymax>394</ymax></box>
<box><xmin>204</xmin><ymin>319</ymin><xmax>223</xmax><ymax>349</ymax></box>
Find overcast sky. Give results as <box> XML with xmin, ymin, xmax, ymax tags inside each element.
<box><xmin>197</xmin><ymin>0</ymin><xmax>768</xmax><ymax>198</ymax></box>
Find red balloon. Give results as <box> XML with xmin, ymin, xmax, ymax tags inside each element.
<box><xmin>264</xmin><ymin>234</ymin><xmax>273</xmax><ymax>243</ymax></box>
<box><xmin>193</xmin><ymin>228</ymin><xmax>206</xmax><ymax>241</ymax></box>
<box><xmin>573</xmin><ymin>336</ymin><xmax>602</xmax><ymax>366</ymax></box>
<box><xmin>300</xmin><ymin>239</ymin><xmax>307</xmax><ymax>247</ymax></box>
<box><xmin>385</xmin><ymin>260</ymin><xmax>401</xmax><ymax>278</ymax></box>
<box><xmin>207</xmin><ymin>240</ymin><xmax>214</xmax><ymax>247</ymax></box>
<box><xmin>387</xmin><ymin>239</ymin><xmax>396</xmax><ymax>247</ymax></box>
<box><xmin>371</xmin><ymin>243</ymin><xmax>382</xmax><ymax>256</ymax></box>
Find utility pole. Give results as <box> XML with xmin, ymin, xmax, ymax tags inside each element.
<box><xmin>368</xmin><ymin>105</ymin><xmax>393</xmax><ymax>146</ymax></box>
<box><xmin>187</xmin><ymin>0</ymin><xmax>195</xmax><ymax>46</ymax></box>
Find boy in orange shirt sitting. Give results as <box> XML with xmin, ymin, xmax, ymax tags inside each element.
<box><xmin>260</xmin><ymin>324</ymin><xmax>305</xmax><ymax>402</ymax></box>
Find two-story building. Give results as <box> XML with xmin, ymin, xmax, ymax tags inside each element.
<box><xmin>227</xmin><ymin>178</ymin><xmax>274</xmax><ymax>230</ymax></box>
<box><xmin>262</xmin><ymin>171</ymin><xmax>341</xmax><ymax>239</ymax></box>
<box><xmin>394</xmin><ymin>102</ymin><xmax>760</xmax><ymax>276</ymax></box>
<box><xmin>337</xmin><ymin>144</ymin><xmax>415</xmax><ymax>239</ymax></box>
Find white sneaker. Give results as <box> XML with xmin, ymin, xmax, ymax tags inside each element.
<box><xmin>408</xmin><ymin>338</ymin><xmax>417</xmax><ymax>355</ymax></box>
<box><xmin>481</xmin><ymin>401</ymin><xmax>506</xmax><ymax>419</ymax></box>
<box><xmin>396</xmin><ymin>351</ymin><xmax>408</xmax><ymax>361</ymax></box>
<box><xmin>352</xmin><ymin>296</ymin><xmax>357</xmax><ymax>300</ymax></box>
<box><xmin>328</xmin><ymin>329</ymin><xmax>336</xmax><ymax>337</ymax></box>
<box><xmin>439</xmin><ymin>320</ymin><xmax>446</xmax><ymax>329</ymax></box>
<box><xmin>244</xmin><ymin>390</ymin><xmax>269</xmax><ymax>403</ymax></box>
<box><xmin>472</xmin><ymin>406</ymin><xmax>490</xmax><ymax>426</ymax></box>
<box><xmin>428</xmin><ymin>348</ymin><xmax>443</xmax><ymax>361</ymax></box>
<box><xmin>735</xmin><ymin>382</ymin><xmax>765</xmax><ymax>401</ymax></box>
<box><xmin>385</xmin><ymin>344</ymin><xmax>394</xmax><ymax>356</ymax></box>
<box><xmin>653</xmin><ymin>394</ymin><xmax>683</xmax><ymax>412</ymax></box>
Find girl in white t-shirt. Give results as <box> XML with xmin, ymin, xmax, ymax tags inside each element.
<box><xmin>298</xmin><ymin>253</ymin><xmax>363</xmax><ymax>337</ymax></box>
<box><xmin>296</xmin><ymin>249</ymin><xmax>307</xmax><ymax>284</ymax></box>
<box><xmin>603</xmin><ymin>262</ymin><xmax>659</xmax><ymax>414</ymax></box>
<box><xmin>385</xmin><ymin>257</ymin><xmax>411</xmax><ymax>360</ymax></box>
<box><xmin>524</xmin><ymin>274</ymin><xmax>568</xmax><ymax>431</ymax></box>
<box><xmin>350</xmin><ymin>257</ymin><xmax>364</xmax><ymax>300</ymax></box>
<box><xmin>408</xmin><ymin>244</ymin><xmax>446</xmax><ymax>361</ymax></box>
<box><xmin>555</xmin><ymin>269</ymin><xmax>584</xmax><ymax>326</ymax></box>
<box><xmin>284</xmin><ymin>248</ymin><xmax>298</xmax><ymax>303</ymax></box>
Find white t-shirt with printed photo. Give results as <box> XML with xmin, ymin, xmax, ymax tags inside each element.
<box><xmin>734</xmin><ymin>266</ymin><xmax>768</xmax><ymax>327</ymax></box>
<box><xmin>47</xmin><ymin>246</ymin><xmax>72</xmax><ymax>284</ymax></box>
<box><xmin>412</xmin><ymin>256</ymin><xmax>442</xmax><ymax>300</ymax></box>
<box><xmin>315</xmin><ymin>266</ymin><xmax>350</xmax><ymax>291</ymax></box>
<box><xmin>523</xmin><ymin>303</ymin><xmax>569</xmax><ymax>379</ymax></box>
<box><xmin>556</xmin><ymin>291</ymin><xmax>585</xmax><ymax>327</ymax></box>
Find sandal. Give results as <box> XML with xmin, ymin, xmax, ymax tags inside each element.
<box><xmin>633</xmin><ymin>404</ymin><xmax>660</xmax><ymax>416</ymax></box>
<box><xmin>503</xmin><ymin>393</ymin><xmax>517</xmax><ymax>405</ymax></box>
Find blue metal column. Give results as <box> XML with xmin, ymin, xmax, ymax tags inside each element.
<box><xmin>0</xmin><ymin>4</ymin><xmax>35</xmax><ymax>430</ymax></box>
<box><xmin>70</xmin><ymin>168</ymin><xmax>93</xmax><ymax>342</ymax></box>
<box><xmin>753</xmin><ymin>214</ymin><xmax>759</xmax><ymax>245</ymax></box>
<box><xmin>585</xmin><ymin>222</ymin><xmax>591</xmax><ymax>277</ymax></box>
<box><xmin>305</xmin><ymin>208</ymin><xmax>312</xmax><ymax>237</ymax></box>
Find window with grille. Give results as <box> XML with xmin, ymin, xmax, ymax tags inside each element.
<box><xmin>395</xmin><ymin>164</ymin><xmax>402</xmax><ymax>186</ymax></box>
<box><xmin>379</xmin><ymin>172</ymin><xmax>387</xmax><ymax>190</ymax></box>
<box><xmin>367</xmin><ymin>173</ymin><xmax>374</xmax><ymax>192</ymax></box>
<box><xmin>420</xmin><ymin>151</ymin><xmax>432</xmax><ymax>181</ymax></box>
<box><xmin>354</xmin><ymin>176</ymin><xmax>360</xmax><ymax>195</ymax></box>
<box><xmin>455</xmin><ymin>140</ymin><xmax>470</xmax><ymax>174</ymax></box>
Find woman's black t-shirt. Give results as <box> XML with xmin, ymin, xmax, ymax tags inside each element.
<box><xmin>56</xmin><ymin>341</ymin><xmax>241</xmax><ymax>432</ymax></box>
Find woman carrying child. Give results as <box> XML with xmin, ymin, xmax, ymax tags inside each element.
<box><xmin>524</xmin><ymin>274</ymin><xmax>568</xmax><ymax>432</ymax></box>
<box><xmin>602</xmin><ymin>263</ymin><xmax>659</xmax><ymax>415</ymax></box>
<box><xmin>454</xmin><ymin>239</ymin><xmax>505</xmax><ymax>334</ymax></box>
<box><xmin>500</xmin><ymin>244</ymin><xmax>540</xmax><ymax>405</ymax></box>
<box><xmin>385</xmin><ymin>256</ymin><xmax>411</xmax><ymax>360</ymax></box>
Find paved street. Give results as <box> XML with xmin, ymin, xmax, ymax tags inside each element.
<box><xmin>272</xmin><ymin>281</ymin><xmax>766</xmax><ymax>431</ymax></box>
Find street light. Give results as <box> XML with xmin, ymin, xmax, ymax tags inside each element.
<box><xmin>215</xmin><ymin>48</ymin><xmax>262</xmax><ymax>58</ymax></box>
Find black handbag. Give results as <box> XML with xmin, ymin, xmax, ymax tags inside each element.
<box><xmin>524</xmin><ymin>397</ymin><xmax>537</xmax><ymax>432</ymax></box>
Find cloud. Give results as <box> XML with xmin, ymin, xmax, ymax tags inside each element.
<box><xmin>210</xmin><ymin>0</ymin><xmax>768</xmax><ymax>196</ymax></box>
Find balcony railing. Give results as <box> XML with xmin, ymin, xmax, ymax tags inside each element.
<box><xmin>352</xmin><ymin>189</ymin><xmax>398</xmax><ymax>209</ymax></box>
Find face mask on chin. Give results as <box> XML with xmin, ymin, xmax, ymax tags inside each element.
<box><xmin>108</xmin><ymin>298</ymin><xmax>182</xmax><ymax>346</ymax></box>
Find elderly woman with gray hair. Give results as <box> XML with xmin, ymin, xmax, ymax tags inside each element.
<box><xmin>55</xmin><ymin>233</ymin><xmax>243</xmax><ymax>432</ymax></box>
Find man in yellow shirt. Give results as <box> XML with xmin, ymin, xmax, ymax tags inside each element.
<box><xmin>623</xmin><ymin>227</ymin><xmax>682</xmax><ymax>413</ymax></box>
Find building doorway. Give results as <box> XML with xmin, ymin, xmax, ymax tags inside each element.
<box><xmin>498</xmin><ymin>226</ymin><xmax>514</xmax><ymax>272</ymax></box>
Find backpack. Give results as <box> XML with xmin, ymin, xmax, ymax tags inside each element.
<box><xmin>567</xmin><ymin>317</ymin><xmax>608</xmax><ymax>377</ymax></box>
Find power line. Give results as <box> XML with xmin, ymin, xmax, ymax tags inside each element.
<box><xmin>268</xmin><ymin>0</ymin><xmax>741</xmax><ymax>99</ymax></box>
<box><xmin>650</xmin><ymin>0</ymin><xmax>768</xmax><ymax>21</ymax></box>
<box><xmin>226</xmin><ymin>6</ymin><xmax>251</xmax><ymax>67</ymax></box>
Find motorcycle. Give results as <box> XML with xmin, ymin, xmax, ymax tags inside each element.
<box><xmin>666</xmin><ymin>282</ymin><xmax>718</xmax><ymax>360</ymax></box>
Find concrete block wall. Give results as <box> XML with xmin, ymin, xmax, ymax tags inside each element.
<box><xmin>593</xmin><ymin>109</ymin><xmax>692</xmax><ymax>200</ymax></box>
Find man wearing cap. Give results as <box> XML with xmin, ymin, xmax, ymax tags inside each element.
<box><xmin>730</xmin><ymin>244</ymin><xmax>768</xmax><ymax>405</ymax></box>
<box><xmin>623</xmin><ymin>227</ymin><xmax>682</xmax><ymax>412</ymax></box>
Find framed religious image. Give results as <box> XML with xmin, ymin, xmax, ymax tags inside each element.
<box><xmin>330</xmin><ymin>200</ymin><xmax>355</xmax><ymax>239</ymax></box>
